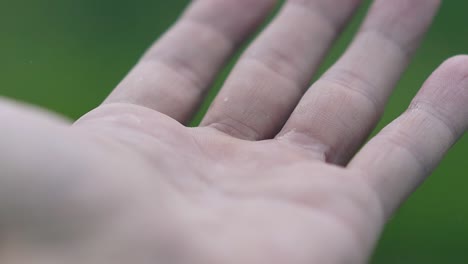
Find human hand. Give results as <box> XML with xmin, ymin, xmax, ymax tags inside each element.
<box><xmin>1</xmin><ymin>0</ymin><xmax>466</xmax><ymax>263</ymax></box>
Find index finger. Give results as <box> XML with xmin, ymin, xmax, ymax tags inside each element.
<box><xmin>105</xmin><ymin>0</ymin><xmax>276</xmax><ymax>123</ymax></box>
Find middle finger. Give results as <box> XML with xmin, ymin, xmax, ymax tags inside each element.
<box><xmin>201</xmin><ymin>0</ymin><xmax>362</xmax><ymax>140</ymax></box>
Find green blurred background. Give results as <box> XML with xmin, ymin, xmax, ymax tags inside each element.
<box><xmin>0</xmin><ymin>0</ymin><xmax>467</xmax><ymax>262</ymax></box>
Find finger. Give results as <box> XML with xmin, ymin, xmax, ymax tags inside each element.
<box><xmin>349</xmin><ymin>56</ymin><xmax>468</xmax><ymax>218</ymax></box>
<box><xmin>0</xmin><ymin>98</ymin><xmax>176</xmax><ymax>244</ymax></box>
<box><xmin>0</xmin><ymin>98</ymin><xmax>77</xmax><ymax>233</ymax></box>
<box><xmin>201</xmin><ymin>0</ymin><xmax>362</xmax><ymax>140</ymax></box>
<box><xmin>105</xmin><ymin>0</ymin><xmax>276</xmax><ymax>123</ymax></box>
<box><xmin>278</xmin><ymin>0</ymin><xmax>440</xmax><ymax>164</ymax></box>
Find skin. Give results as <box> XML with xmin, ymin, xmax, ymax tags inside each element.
<box><xmin>0</xmin><ymin>0</ymin><xmax>467</xmax><ymax>263</ymax></box>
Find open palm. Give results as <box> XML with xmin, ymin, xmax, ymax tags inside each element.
<box><xmin>1</xmin><ymin>0</ymin><xmax>467</xmax><ymax>263</ymax></box>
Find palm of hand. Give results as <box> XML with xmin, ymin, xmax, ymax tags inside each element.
<box><xmin>2</xmin><ymin>0</ymin><xmax>468</xmax><ymax>264</ymax></box>
<box><xmin>78</xmin><ymin>104</ymin><xmax>381</xmax><ymax>263</ymax></box>
<box><xmin>2</xmin><ymin>103</ymin><xmax>379</xmax><ymax>263</ymax></box>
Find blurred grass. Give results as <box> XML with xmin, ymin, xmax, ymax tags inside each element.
<box><xmin>1</xmin><ymin>0</ymin><xmax>467</xmax><ymax>262</ymax></box>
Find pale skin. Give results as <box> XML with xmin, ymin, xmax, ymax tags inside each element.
<box><xmin>1</xmin><ymin>0</ymin><xmax>467</xmax><ymax>263</ymax></box>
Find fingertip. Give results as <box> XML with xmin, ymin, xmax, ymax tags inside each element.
<box><xmin>413</xmin><ymin>55</ymin><xmax>468</xmax><ymax>135</ymax></box>
<box><xmin>435</xmin><ymin>55</ymin><xmax>468</xmax><ymax>80</ymax></box>
<box><xmin>422</xmin><ymin>55</ymin><xmax>468</xmax><ymax>95</ymax></box>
